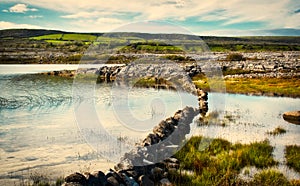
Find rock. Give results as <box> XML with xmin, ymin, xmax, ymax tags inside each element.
<box><xmin>283</xmin><ymin>111</ymin><xmax>300</xmax><ymax>125</ymax></box>
<box><xmin>197</xmin><ymin>89</ymin><xmax>208</xmax><ymax>100</ymax></box>
<box><xmin>164</xmin><ymin>158</ymin><xmax>179</xmax><ymax>169</ymax></box>
<box><xmin>114</xmin><ymin>160</ymin><xmax>133</xmax><ymax>171</ymax></box>
<box><xmin>62</xmin><ymin>183</ymin><xmax>83</xmax><ymax>186</ymax></box>
<box><xmin>159</xmin><ymin>178</ymin><xmax>172</xmax><ymax>186</ymax></box>
<box><xmin>64</xmin><ymin>172</ymin><xmax>87</xmax><ymax>185</ymax></box>
<box><xmin>151</xmin><ymin>167</ymin><xmax>163</xmax><ymax>181</ymax></box>
<box><xmin>105</xmin><ymin>169</ymin><xmax>126</xmax><ymax>185</ymax></box>
<box><xmin>86</xmin><ymin>171</ymin><xmax>107</xmax><ymax>186</ymax></box>
<box><xmin>142</xmin><ymin>133</ymin><xmax>160</xmax><ymax>146</ymax></box>
<box><xmin>138</xmin><ymin>175</ymin><xmax>154</xmax><ymax>186</ymax></box>
<box><xmin>121</xmin><ymin>173</ymin><xmax>139</xmax><ymax>186</ymax></box>
<box><xmin>106</xmin><ymin>176</ymin><xmax>120</xmax><ymax>186</ymax></box>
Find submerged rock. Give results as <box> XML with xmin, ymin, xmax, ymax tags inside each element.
<box><xmin>283</xmin><ymin>111</ymin><xmax>300</xmax><ymax>125</ymax></box>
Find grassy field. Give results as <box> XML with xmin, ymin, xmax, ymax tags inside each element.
<box><xmin>31</xmin><ymin>33</ymin><xmax>97</xmax><ymax>42</ymax></box>
<box><xmin>193</xmin><ymin>75</ymin><xmax>300</xmax><ymax>98</ymax></box>
<box><xmin>27</xmin><ymin>33</ymin><xmax>300</xmax><ymax>52</ymax></box>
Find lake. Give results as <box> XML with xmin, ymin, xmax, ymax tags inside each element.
<box><xmin>0</xmin><ymin>64</ymin><xmax>299</xmax><ymax>184</ymax></box>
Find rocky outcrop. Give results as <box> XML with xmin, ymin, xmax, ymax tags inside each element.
<box><xmin>40</xmin><ymin>51</ymin><xmax>300</xmax><ymax>81</ymax></box>
<box><xmin>283</xmin><ymin>111</ymin><xmax>300</xmax><ymax>125</ymax></box>
<box><xmin>115</xmin><ymin>63</ymin><xmax>197</xmax><ymax>94</ymax></box>
<box><xmin>40</xmin><ymin>70</ymin><xmax>75</xmax><ymax>78</ymax></box>
<box><xmin>216</xmin><ymin>52</ymin><xmax>300</xmax><ymax>79</ymax></box>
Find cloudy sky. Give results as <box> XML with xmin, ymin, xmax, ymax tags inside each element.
<box><xmin>0</xmin><ymin>0</ymin><xmax>299</xmax><ymax>36</ymax></box>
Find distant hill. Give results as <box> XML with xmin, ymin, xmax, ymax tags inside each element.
<box><xmin>0</xmin><ymin>29</ymin><xmax>104</xmax><ymax>38</ymax></box>
<box><xmin>0</xmin><ymin>29</ymin><xmax>66</xmax><ymax>38</ymax></box>
<box><xmin>0</xmin><ymin>29</ymin><xmax>300</xmax><ymax>45</ymax></box>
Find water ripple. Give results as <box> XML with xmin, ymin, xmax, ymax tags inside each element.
<box><xmin>0</xmin><ymin>95</ymin><xmax>73</xmax><ymax>110</ymax></box>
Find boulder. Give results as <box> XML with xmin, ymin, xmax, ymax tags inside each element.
<box><xmin>86</xmin><ymin>171</ymin><xmax>107</xmax><ymax>186</ymax></box>
<box><xmin>283</xmin><ymin>111</ymin><xmax>300</xmax><ymax>125</ymax></box>
<box><xmin>151</xmin><ymin>167</ymin><xmax>164</xmax><ymax>181</ymax></box>
<box><xmin>159</xmin><ymin>178</ymin><xmax>172</xmax><ymax>186</ymax></box>
<box><xmin>64</xmin><ymin>172</ymin><xmax>87</xmax><ymax>185</ymax></box>
<box><xmin>138</xmin><ymin>175</ymin><xmax>154</xmax><ymax>186</ymax></box>
<box><xmin>106</xmin><ymin>176</ymin><xmax>120</xmax><ymax>186</ymax></box>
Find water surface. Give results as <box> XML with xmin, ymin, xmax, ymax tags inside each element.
<box><xmin>0</xmin><ymin>65</ymin><xmax>299</xmax><ymax>183</ymax></box>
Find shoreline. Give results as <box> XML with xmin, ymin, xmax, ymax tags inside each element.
<box><xmin>31</xmin><ymin>66</ymin><xmax>300</xmax><ymax>98</ymax></box>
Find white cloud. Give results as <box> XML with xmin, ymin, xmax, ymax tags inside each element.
<box><xmin>2</xmin><ymin>9</ymin><xmax>8</xmax><ymax>12</ymax></box>
<box><xmin>8</xmin><ymin>3</ymin><xmax>38</xmax><ymax>13</ymax></box>
<box><xmin>28</xmin><ymin>15</ymin><xmax>43</xmax><ymax>18</ymax></box>
<box><xmin>1</xmin><ymin>0</ymin><xmax>299</xmax><ymax>33</ymax></box>
<box><xmin>12</xmin><ymin>0</ymin><xmax>297</xmax><ymax>26</ymax></box>
<box><xmin>61</xmin><ymin>11</ymin><xmax>117</xmax><ymax>19</ymax></box>
<box><xmin>97</xmin><ymin>18</ymin><xmax>123</xmax><ymax>24</ymax></box>
<box><xmin>0</xmin><ymin>21</ymin><xmax>43</xmax><ymax>29</ymax></box>
<box><xmin>196</xmin><ymin>0</ymin><xmax>300</xmax><ymax>29</ymax></box>
<box><xmin>61</xmin><ymin>11</ymin><xmax>99</xmax><ymax>19</ymax></box>
<box><xmin>60</xmin><ymin>19</ymin><xmax>125</xmax><ymax>32</ymax></box>
<box><xmin>197</xmin><ymin>29</ymin><xmax>262</xmax><ymax>36</ymax></box>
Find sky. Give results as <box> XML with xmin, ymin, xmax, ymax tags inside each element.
<box><xmin>0</xmin><ymin>0</ymin><xmax>299</xmax><ymax>36</ymax></box>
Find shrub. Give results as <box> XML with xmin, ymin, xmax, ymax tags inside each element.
<box><xmin>286</xmin><ymin>145</ymin><xmax>300</xmax><ymax>172</ymax></box>
<box><xmin>252</xmin><ymin>169</ymin><xmax>290</xmax><ymax>186</ymax></box>
<box><xmin>226</xmin><ymin>53</ymin><xmax>244</xmax><ymax>61</ymax></box>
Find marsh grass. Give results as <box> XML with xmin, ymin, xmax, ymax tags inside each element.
<box><xmin>225</xmin><ymin>77</ymin><xmax>300</xmax><ymax>97</ymax></box>
<box><xmin>252</xmin><ymin>169</ymin><xmax>291</xmax><ymax>186</ymax></box>
<box><xmin>197</xmin><ymin>111</ymin><xmax>237</xmax><ymax>127</ymax></box>
<box><xmin>267</xmin><ymin>127</ymin><xmax>287</xmax><ymax>135</ymax></box>
<box><xmin>285</xmin><ymin>145</ymin><xmax>300</xmax><ymax>173</ymax></box>
<box><xmin>172</xmin><ymin>136</ymin><xmax>279</xmax><ymax>185</ymax></box>
<box><xmin>193</xmin><ymin>76</ymin><xmax>300</xmax><ymax>97</ymax></box>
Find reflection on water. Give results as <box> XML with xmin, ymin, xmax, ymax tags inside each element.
<box><xmin>0</xmin><ymin>68</ymin><xmax>299</xmax><ymax>182</ymax></box>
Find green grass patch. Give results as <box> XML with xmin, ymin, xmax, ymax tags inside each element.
<box><xmin>225</xmin><ymin>77</ymin><xmax>300</xmax><ymax>97</ymax></box>
<box><xmin>172</xmin><ymin>136</ymin><xmax>278</xmax><ymax>185</ymax></box>
<box><xmin>62</xmin><ymin>34</ymin><xmax>97</xmax><ymax>41</ymax></box>
<box><xmin>252</xmin><ymin>169</ymin><xmax>291</xmax><ymax>186</ymax></box>
<box><xmin>162</xmin><ymin>55</ymin><xmax>195</xmax><ymax>63</ymax></box>
<box><xmin>32</xmin><ymin>33</ymin><xmax>97</xmax><ymax>42</ymax></box>
<box><xmin>208</xmin><ymin>43</ymin><xmax>300</xmax><ymax>52</ymax></box>
<box><xmin>31</xmin><ymin>34</ymin><xmax>63</xmax><ymax>40</ymax></box>
<box><xmin>285</xmin><ymin>145</ymin><xmax>300</xmax><ymax>173</ymax></box>
<box><xmin>119</xmin><ymin>42</ymin><xmax>184</xmax><ymax>53</ymax></box>
<box><xmin>44</xmin><ymin>40</ymin><xmax>68</xmax><ymax>44</ymax></box>
<box><xmin>193</xmin><ymin>75</ymin><xmax>300</xmax><ymax>98</ymax></box>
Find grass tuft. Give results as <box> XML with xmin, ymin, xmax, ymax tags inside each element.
<box><xmin>285</xmin><ymin>145</ymin><xmax>300</xmax><ymax>173</ymax></box>
<box><xmin>252</xmin><ymin>169</ymin><xmax>290</xmax><ymax>186</ymax></box>
<box><xmin>267</xmin><ymin>127</ymin><xmax>287</xmax><ymax>135</ymax></box>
